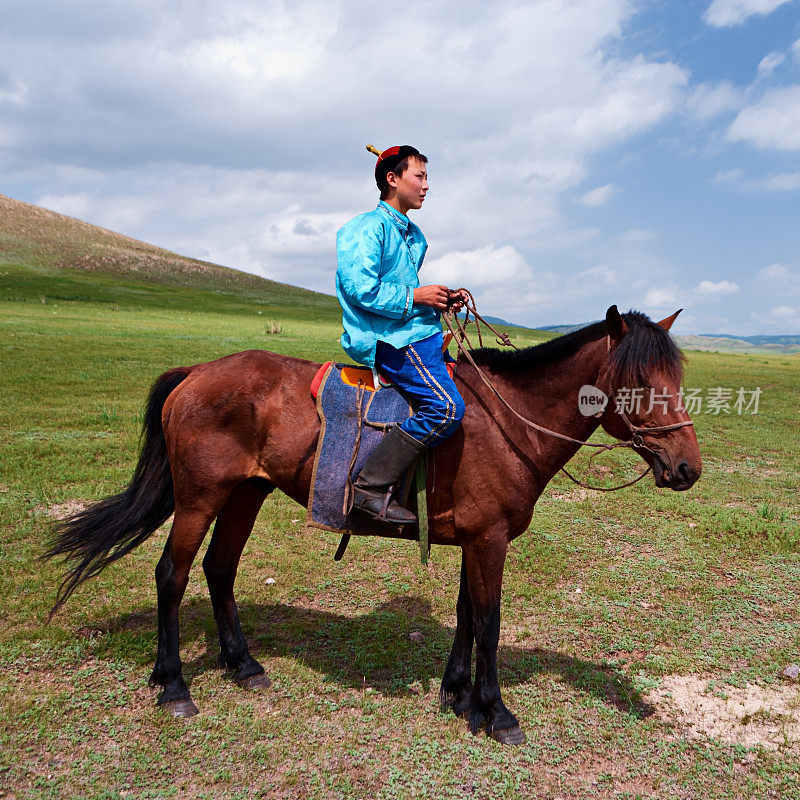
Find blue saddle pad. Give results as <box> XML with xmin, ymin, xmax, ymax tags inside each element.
<box><xmin>306</xmin><ymin>363</ymin><xmax>413</xmax><ymax>535</ymax></box>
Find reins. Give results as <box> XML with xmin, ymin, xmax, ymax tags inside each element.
<box><xmin>442</xmin><ymin>292</ymin><xmax>694</xmax><ymax>492</ymax></box>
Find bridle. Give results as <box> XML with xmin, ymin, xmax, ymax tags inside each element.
<box><xmin>441</xmin><ymin>292</ymin><xmax>694</xmax><ymax>492</ymax></box>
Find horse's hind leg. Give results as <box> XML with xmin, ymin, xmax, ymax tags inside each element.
<box><xmin>202</xmin><ymin>480</ymin><xmax>273</xmax><ymax>689</ymax></box>
<box><xmin>150</xmin><ymin>500</ymin><xmax>224</xmax><ymax>717</ymax></box>
<box><xmin>440</xmin><ymin>555</ymin><xmax>474</xmax><ymax>717</ymax></box>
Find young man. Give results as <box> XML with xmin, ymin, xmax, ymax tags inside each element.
<box><xmin>336</xmin><ymin>145</ymin><xmax>466</xmax><ymax>525</ymax></box>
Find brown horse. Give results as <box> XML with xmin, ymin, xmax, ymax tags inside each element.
<box><xmin>48</xmin><ymin>305</ymin><xmax>701</xmax><ymax>745</ymax></box>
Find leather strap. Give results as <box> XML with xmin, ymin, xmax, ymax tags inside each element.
<box><xmin>333</xmin><ymin>535</ymin><xmax>350</xmax><ymax>561</ymax></box>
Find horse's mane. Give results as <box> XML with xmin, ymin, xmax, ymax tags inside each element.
<box><xmin>463</xmin><ymin>311</ymin><xmax>685</xmax><ymax>386</ymax></box>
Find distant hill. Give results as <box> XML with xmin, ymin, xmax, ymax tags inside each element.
<box><xmin>675</xmin><ymin>335</ymin><xmax>800</xmax><ymax>355</ymax></box>
<box><xmin>701</xmin><ymin>334</ymin><xmax>800</xmax><ymax>347</ymax></box>
<box><xmin>538</xmin><ymin>321</ymin><xmax>602</xmax><ymax>334</ymax></box>
<box><xmin>457</xmin><ymin>312</ymin><xmax>524</xmax><ymax>329</ymax></box>
<box><xmin>537</xmin><ymin>316</ymin><xmax>800</xmax><ymax>355</ymax></box>
<box><xmin>0</xmin><ymin>192</ymin><xmax>337</xmax><ymax>310</ymax></box>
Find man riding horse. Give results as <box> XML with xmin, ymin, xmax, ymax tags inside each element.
<box><xmin>47</xmin><ymin>144</ymin><xmax>701</xmax><ymax>741</ymax></box>
<box><xmin>336</xmin><ymin>145</ymin><xmax>467</xmax><ymax>525</ymax></box>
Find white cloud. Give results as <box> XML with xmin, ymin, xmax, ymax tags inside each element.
<box><xmin>750</xmin><ymin>307</ymin><xmax>800</xmax><ymax>331</ymax></box>
<box><xmin>674</xmin><ymin>312</ymin><xmax>699</xmax><ymax>334</ymax></box>
<box><xmin>757</xmin><ymin>52</ymin><xmax>786</xmax><ymax>76</ymax></box>
<box><xmin>703</xmin><ymin>0</ymin><xmax>794</xmax><ymax>28</ymax></box>
<box><xmin>421</xmin><ymin>244</ymin><xmax>568</xmax><ymax>322</ymax></box>
<box><xmin>750</xmin><ymin>304</ymin><xmax>800</xmax><ymax>331</ymax></box>
<box><xmin>754</xmin><ymin>172</ymin><xmax>800</xmax><ymax>190</ymax></box>
<box><xmin>578</xmin><ymin>263</ymin><xmax>618</xmax><ymax>284</ymax></box>
<box><xmin>714</xmin><ymin>168</ymin><xmax>746</xmax><ymax>185</ymax></box>
<box><xmin>562</xmin><ymin>56</ymin><xmax>687</xmax><ymax>150</ymax></box>
<box><xmin>0</xmin><ymin>0</ymin><xmax>688</xmax><ymax>174</ymax></box>
<box><xmin>685</xmin><ymin>81</ymin><xmax>744</xmax><ymax>122</ymax></box>
<box><xmin>713</xmin><ymin>167</ymin><xmax>800</xmax><ymax>190</ymax></box>
<box><xmin>616</xmin><ymin>228</ymin><xmax>657</xmax><ymax>244</ymax></box>
<box><xmin>421</xmin><ymin>245</ymin><xmax>527</xmax><ymax>287</ymax></box>
<box><xmin>420</xmin><ymin>244</ymin><xmax>629</xmax><ymax>323</ymax></box>
<box><xmin>694</xmin><ymin>279</ymin><xmax>739</xmax><ymax>296</ymax></box>
<box><xmin>35</xmin><ymin>192</ymin><xmax>95</xmax><ymax>221</ymax></box>
<box><xmin>756</xmin><ymin>262</ymin><xmax>790</xmax><ymax>280</ymax></box>
<box><xmin>755</xmin><ymin>262</ymin><xmax>800</xmax><ymax>293</ymax></box>
<box><xmin>643</xmin><ymin>286</ymin><xmax>680</xmax><ymax>308</ymax></box>
<box><xmin>0</xmin><ymin>79</ymin><xmax>28</xmax><ymax>106</ymax></box>
<box><xmin>727</xmin><ymin>86</ymin><xmax>800</xmax><ymax>151</ymax></box>
<box><xmin>577</xmin><ymin>183</ymin><xmax>619</xmax><ymax>207</ymax></box>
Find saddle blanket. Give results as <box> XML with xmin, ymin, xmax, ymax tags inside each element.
<box><xmin>306</xmin><ymin>362</ymin><xmax>416</xmax><ymax>536</ymax></box>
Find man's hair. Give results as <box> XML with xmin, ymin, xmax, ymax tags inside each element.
<box><xmin>377</xmin><ymin>152</ymin><xmax>427</xmax><ymax>199</ymax></box>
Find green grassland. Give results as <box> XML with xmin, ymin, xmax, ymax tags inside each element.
<box><xmin>1</xmin><ymin>196</ymin><xmax>800</xmax><ymax>799</ymax></box>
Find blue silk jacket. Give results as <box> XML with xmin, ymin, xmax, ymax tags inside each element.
<box><xmin>336</xmin><ymin>201</ymin><xmax>441</xmax><ymax>367</ymax></box>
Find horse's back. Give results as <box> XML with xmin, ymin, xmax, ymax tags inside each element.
<box><xmin>161</xmin><ymin>349</ymin><xmax>322</xmax><ymax>501</ymax></box>
<box><xmin>163</xmin><ymin>349</ymin><xmax>319</xmax><ymax>414</ymax></box>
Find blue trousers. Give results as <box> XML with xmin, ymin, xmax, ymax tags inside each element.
<box><xmin>375</xmin><ymin>332</ymin><xmax>465</xmax><ymax>446</ymax></box>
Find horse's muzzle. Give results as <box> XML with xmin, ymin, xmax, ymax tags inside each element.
<box><xmin>653</xmin><ymin>453</ymin><xmax>701</xmax><ymax>491</ymax></box>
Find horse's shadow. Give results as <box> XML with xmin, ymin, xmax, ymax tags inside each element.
<box><xmin>99</xmin><ymin>595</ymin><xmax>654</xmax><ymax>719</ymax></box>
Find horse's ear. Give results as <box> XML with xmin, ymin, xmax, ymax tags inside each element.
<box><xmin>605</xmin><ymin>305</ymin><xmax>628</xmax><ymax>341</ymax></box>
<box><xmin>656</xmin><ymin>308</ymin><xmax>682</xmax><ymax>331</ymax></box>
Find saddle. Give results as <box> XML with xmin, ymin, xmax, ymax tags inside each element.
<box><xmin>306</xmin><ymin>362</ymin><xmax>431</xmax><ymax>563</ymax></box>
<box><xmin>310</xmin><ymin>361</ymin><xmax>385</xmax><ymax>399</ymax></box>
<box><xmin>310</xmin><ymin>358</ymin><xmax>455</xmax><ymax>400</ymax></box>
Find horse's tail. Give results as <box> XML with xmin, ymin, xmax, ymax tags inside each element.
<box><xmin>45</xmin><ymin>367</ymin><xmax>191</xmax><ymax>618</ymax></box>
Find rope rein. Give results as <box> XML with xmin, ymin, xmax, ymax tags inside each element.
<box><xmin>441</xmin><ymin>291</ymin><xmax>694</xmax><ymax>492</ymax></box>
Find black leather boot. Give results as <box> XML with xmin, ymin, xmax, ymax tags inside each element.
<box><xmin>351</xmin><ymin>425</ymin><xmax>426</xmax><ymax>525</ymax></box>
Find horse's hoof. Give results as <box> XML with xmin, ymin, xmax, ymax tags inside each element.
<box><xmin>237</xmin><ymin>672</ymin><xmax>271</xmax><ymax>691</ymax></box>
<box><xmin>453</xmin><ymin>695</ymin><xmax>472</xmax><ymax>718</ymax></box>
<box><xmin>161</xmin><ymin>699</ymin><xmax>199</xmax><ymax>719</ymax></box>
<box><xmin>488</xmin><ymin>725</ymin><xmax>527</xmax><ymax>746</ymax></box>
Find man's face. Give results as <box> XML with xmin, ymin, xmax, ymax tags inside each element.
<box><xmin>387</xmin><ymin>157</ymin><xmax>428</xmax><ymax>213</ymax></box>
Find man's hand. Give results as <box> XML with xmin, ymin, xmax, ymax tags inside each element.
<box><xmin>413</xmin><ymin>284</ymin><xmax>451</xmax><ymax>311</ymax></box>
<box><xmin>413</xmin><ymin>285</ymin><xmax>469</xmax><ymax>312</ymax></box>
<box><xmin>447</xmin><ymin>288</ymin><xmax>468</xmax><ymax>314</ymax></box>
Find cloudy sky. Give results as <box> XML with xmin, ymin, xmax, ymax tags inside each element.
<box><xmin>2</xmin><ymin>0</ymin><xmax>799</xmax><ymax>334</ymax></box>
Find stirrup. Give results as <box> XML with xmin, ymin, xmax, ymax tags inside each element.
<box><xmin>352</xmin><ymin>486</ymin><xmax>417</xmax><ymax>525</ymax></box>
<box><xmin>377</xmin><ymin>489</ymin><xmax>393</xmax><ymax>521</ymax></box>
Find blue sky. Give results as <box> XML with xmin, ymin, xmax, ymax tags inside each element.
<box><xmin>1</xmin><ymin>0</ymin><xmax>799</xmax><ymax>334</ymax></box>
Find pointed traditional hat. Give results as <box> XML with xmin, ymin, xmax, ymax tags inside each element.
<box><xmin>367</xmin><ymin>144</ymin><xmax>422</xmax><ymax>188</ymax></box>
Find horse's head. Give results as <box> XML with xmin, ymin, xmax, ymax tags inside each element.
<box><xmin>597</xmin><ymin>305</ymin><xmax>702</xmax><ymax>491</ymax></box>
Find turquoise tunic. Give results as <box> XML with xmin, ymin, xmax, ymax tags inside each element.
<box><xmin>336</xmin><ymin>201</ymin><xmax>441</xmax><ymax>368</ymax></box>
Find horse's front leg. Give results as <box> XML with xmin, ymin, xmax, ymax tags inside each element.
<box><xmin>440</xmin><ymin>555</ymin><xmax>474</xmax><ymax>717</ymax></box>
<box><xmin>463</xmin><ymin>537</ymin><xmax>526</xmax><ymax>745</ymax></box>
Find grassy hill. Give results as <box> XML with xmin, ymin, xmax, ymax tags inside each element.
<box><xmin>0</xmin><ymin>192</ymin><xmax>342</xmax><ymax>320</ymax></box>
<box><xmin>2</xmin><ymin>193</ymin><xmax>800</xmax><ymax>799</ymax></box>
<box><xmin>675</xmin><ymin>334</ymin><xmax>800</xmax><ymax>355</ymax></box>
<box><xmin>0</xmin><ymin>191</ymin><xmax>331</xmax><ymax>300</ymax></box>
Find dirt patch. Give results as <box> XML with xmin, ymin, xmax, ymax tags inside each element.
<box><xmin>548</xmin><ymin>488</ymin><xmax>589</xmax><ymax>502</ymax></box>
<box><xmin>648</xmin><ymin>674</ymin><xmax>800</xmax><ymax>750</ymax></box>
<box><xmin>45</xmin><ymin>500</ymin><xmax>88</xmax><ymax>520</ymax></box>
